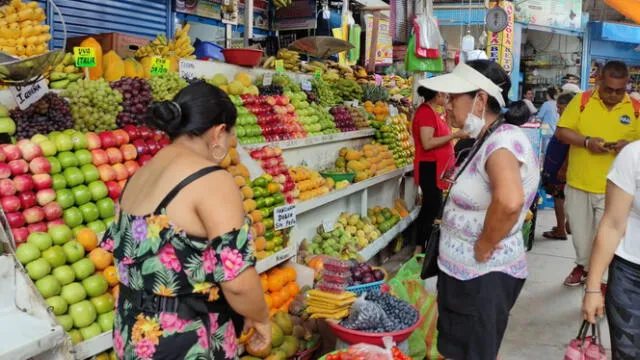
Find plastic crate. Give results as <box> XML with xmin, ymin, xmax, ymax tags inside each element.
<box><xmin>345</xmin><ymin>280</ymin><xmax>384</xmax><ymax>296</ymax></box>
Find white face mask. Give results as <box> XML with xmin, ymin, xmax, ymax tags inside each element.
<box><xmin>462</xmin><ymin>95</ymin><xmax>486</xmax><ymax>138</ymax></box>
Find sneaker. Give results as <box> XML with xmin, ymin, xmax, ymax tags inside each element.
<box><xmin>601</xmin><ymin>283</ymin><xmax>607</xmax><ymax>297</ymax></box>
<box><xmin>564</xmin><ymin>266</ymin><xmax>587</xmax><ymax>287</ymax></box>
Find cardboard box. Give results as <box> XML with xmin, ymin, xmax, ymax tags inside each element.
<box><xmin>66</xmin><ymin>32</ymin><xmax>151</xmax><ymax>58</ymax></box>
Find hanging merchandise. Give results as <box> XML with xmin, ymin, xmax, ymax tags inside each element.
<box><xmin>485</xmin><ymin>0</ymin><xmax>515</xmax><ymax>73</ymax></box>
<box><xmin>413</xmin><ymin>0</ymin><xmax>443</xmax><ymax>59</ymax></box>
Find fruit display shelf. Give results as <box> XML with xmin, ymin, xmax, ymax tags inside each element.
<box><xmin>243</xmin><ymin>129</ymin><xmax>375</xmax><ymax>151</ymax></box>
<box><xmin>72</xmin><ymin>330</ymin><xmax>113</xmax><ymax>360</ymax></box>
<box><xmin>296</xmin><ymin>165</ymin><xmax>413</xmax><ymax>215</ymax></box>
<box><xmin>359</xmin><ymin>206</ymin><xmax>420</xmax><ymax>261</ymax></box>
<box><xmin>255</xmin><ymin>243</ymin><xmax>297</xmax><ymax>274</ymax></box>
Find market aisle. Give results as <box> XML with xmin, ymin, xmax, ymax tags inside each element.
<box><xmin>499</xmin><ymin>210</ymin><xmax>612</xmax><ymax>358</ymax></box>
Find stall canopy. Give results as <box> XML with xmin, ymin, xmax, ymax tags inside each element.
<box><xmin>604</xmin><ymin>0</ymin><xmax>640</xmax><ymax>25</ymax></box>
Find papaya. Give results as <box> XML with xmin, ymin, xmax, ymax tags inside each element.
<box><xmin>345</xmin><ymin>149</ymin><xmax>362</xmax><ymax>161</ymax></box>
<box><xmin>102</xmin><ymin>50</ymin><xmax>125</xmax><ymax>82</ymax></box>
<box><xmin>139</xmin><ymin>56</ymin><xmax>153</xmax><ymax>79</ymax></box>
<box><xmin>168</xmin><ymin>54</ymin><xmax>180</xmax><ymax>72</ymax></box>
<box><xmin>124</xmin><ymin>57</ymin><xmax>143</xmax><ymax>78</ymax></box>
<box><xmin>79</xmin><ymin>37</ymin><xmax>103</xmax><ymax>80</ymax></box>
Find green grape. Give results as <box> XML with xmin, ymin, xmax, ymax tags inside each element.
<box><xmin>149</xmin><ymin>73</ymin><xmax>188</xmax><ymax>102</ymax></box>
<box><xmin>62</xmin><ymin>79</ymin><xmax>123</xmax><ymax>132</ymax></box>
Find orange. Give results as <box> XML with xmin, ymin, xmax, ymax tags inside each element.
<box><xmin>241</xmin><ymin>186</ymin><xmax>254</xmax><ymax>200</ymax></box>
<box><xmin>278</xmin><ymin>287</ymin><xmax>291</xmax><ymax>301</ymax></box>
<box><xmin>267</xmin><ymin>273</ymin><xmax>285</xmax><ymax>293</ymax></box>
<box><xmin>88</xmin><ymin>248</ymin><xmax>114</xmax><ymax>270</ymax></box>
<box><xmin>103</xmin><ymin>265</ymin><xmax>118</xmax><ymax>286</ymax></box>
<box><xmin>266</xmin><ymin>182</ymin><xmax>280</xmax><ymax>194</ymax></box>
<box><xmin>282</xmin><ymin>267</ymin><xmax>297</xmax><ymax>282</ymax></box>
<box><xmin>243</xmin><ymin>199</ymin><xmax>257</xmax><ymax>213</ymax></box>
<box><xmin>260</xmin><ymin>273</ymin><xmax>268</xmax><ymax>290</ymax></box>
<box><xmin>234</xmin><ymin>175</ymin><xmax>247</xmax><ymax>187</ymax></box>
<box><xmin>250</xmin><ymin>210</ymin><xmax>263</xmax><ymax>223</ymax></box>
<box><xmin>111</xmin><ymin>284</ymin><xmax>120</xmax><ymax>301</ymax></box>
<box><xmin>236</xmin><ymin>164</ymin><xmax>250</xmax><ymax>179</ymax></box>
<box><xmin>270</xmin><ymin>290</ymin><xmax>286</xmax><ymax>308</ymax></box>
<box><xmin>219</xmin><ymin>153</ymin><xmax>232</xmax><ymax>168</ymax></box>
<box><xmin>229</xmin><ymin>148</ymin><xmax>240</xmax><ymax>165</ymax></box>
<box><xmin>255</xmin><ymin>236</ymin><xmax>266</xmax><ymax>251</ymax></box>
<box><xmin>285</xmin><ymin>282</ymin><xmax>300</xmax><ymax>297</ymax></box>
<box><xmin>264</xmin><ymin>293</ymin><xmax>273</xmax><ymax>309</ymax></box>
<box><xmin>76</xmin><ymin>228</ymin><xmax>98</xmax><ymax>252</ymax></box>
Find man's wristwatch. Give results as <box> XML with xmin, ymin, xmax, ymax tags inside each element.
<box><xmin>584</xmin><ymin>136</ymin><xmax>591</xmax><ymax>148</ymax></box>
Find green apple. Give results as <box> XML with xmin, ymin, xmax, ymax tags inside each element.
<box><xmin>55</xmin><ymin>134</ymin><xmax>73</xmax><ymax>152</ymax></box>
<box><xmin>83</xmin><ymin>274</ymin><xmax>108</xmax><ymax>297</ymax></box>
<box><xmin>103</xmin><ymin>217</ymin><xmax>115</xmax><ymax>228</ymax></box>
<box><xmin>52</xmin><ymin>265</ymin><xmax>76</xmax><ymax>285</ymax></box>
<box><xmin>67</xmin><ymin>329</ymin><xmax>84</xmax><ymax>344</ymax></box>
<box><xmin>79</xmin><ymin>202</ymin><xmax>99</xmax><ymax>223</ymax></box>
<box><xmin>15</xmin><ymin>243</ymin><xmax>41</xmax><ymax>264</ymax></box>
<box><xmin>72</xmin><ymin>185</ymin><xmax>91</xmax><ymax>206</ymax></box>
<box><xmin>72</xmin><ymin>258</ymin><xmax>95</xmax><ymax>280</ymax></box>
<box><xmin>87</xmin><ymin>220</ymin><xmax>107</xmax><ymax>235</ymax></box>
<box><xmin>63</xmin><ymin>167</ymin><xmax>84</xmax><ymax>187</ymax></box>
<box><xmin>41</xmin><ymin>245</ymin><xmax>67</xmax><ymax>268</ymax></box>
<box><xmin>31</xmin><ymin>134</ymin><xmax>48</xmax><ymax>144</ymax></box>
<box><xmin>69</xmin><ymin>300</ymin><xmax>97</xmax><ymax>328</ymax></box>
<box><xmin>47</xmin><ymin>156</ymin><xmax>62</xmax><ymax>174</ymax></box>
<box><xmin>55</xmin><ymin>189</ymin><xmax>74</xmax><ymax>209</ymax></box>
<box><xmin>71</xmin><ymin>133</ymin><xmax>88</xmax><ymax>150</ymax></box>
<box><xmin>26</xmin><ymin>258</ymin><xmax>51</xmax><ymax>280</ymax></box>
<box><xmin>88</xmin><ymin>180</ymin><xmax>108</xmax><ymax>201</ymax></box>
<box><xmin>0</xmin><ymin>117</ymin><xmax>16</xmax><ymax>135</ymax></box>
<box><xmin>96</xmin><ymin>197</ymin><xmax>115</xmax><ymax>219</ymax></box>
<box><xmin>79</xmin><ymin>322</ymin><xmax>102</xmax><ymax>341</ymax></box>
<box><xmin>35</xmin><ymin>275</ymin><xmax>61</xmax><ymax>298</ymax></box>
<box><xmin>76</xmin><ymin>150</ymin><xmax>93</xmax><ymax>166</ymax></box>
<box><xmin>97</xmin><ymin>310</ymin><xmax>115</xmax><ymax>331</ymax></box>
<box><xmin>57</xmin><ymin>151</ymin><xmax>78</xmax><ymax>169</ymax></box>
<box><xmin>91</xmin><ymin>293</ymin><xmax>115</xmax><ymax>314</ymax></box>
<box><xmin>80</xmin><ymin>164</ymin><xmax>99</xmax><ymax>182</ymax></box>
<box><xmin>61</xmin><ymin>282</ymin><xmax>87</xmax><ymax>304</ymax></box>
<box><xmin>63</xmin><ymin>207</ymin><xmax>84</xmax><ymax>228</ymax></box>
<box><xmin>51</xmin><ymin>173</ymin><xmax>67</xmax><ymax>190</ymax></box>
<box><xmin>62</xmin><ymin>240</ymin><xmax>85</xmax><ymax>263</ymax></box>
<box><xmin>56</xmin><ymin>314</ymin><xmax>74</xmax><ymax>331</ymax></box>
<box><xmin>39</xmin><ymin>140</ymin><xmax>57</xmax><ymax>156</ymax></box>
<box><xmin>63</xmin><ymin>129</ymin><xmax>76</xmax><ymax>136</ymax></box>
<box><xmin>48</xmin><ymin>131</ymin><xmax>61</xmax><ymax>142</ymax></box>
<box><xmin>49</xmin><ymin>224</ymin><xmax>72</xmax><ymax>245</ymax></box>
<box><xmin>27</xmin><ymin>232</ymin><xmax>52</xmax><ymax>251</ymax></box>
<box><xmin>46</xmin><ymin>295</ymin><xmax>68</xmax><ymax>315</ymax></box>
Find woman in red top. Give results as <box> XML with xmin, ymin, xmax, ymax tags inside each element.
<box><xmin>412</xmin><ymin>87</ymin><xmax>467</xmax><ymax>255</ymax></box>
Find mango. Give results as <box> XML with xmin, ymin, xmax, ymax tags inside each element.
<box><xmin>102</xmin><ymin>50</ymin><xmax>125</xmax><ymax>82</ymax></box>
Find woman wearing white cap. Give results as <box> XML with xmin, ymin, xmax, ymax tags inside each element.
<box><xmin>419</xmin><ymin>60</ymin><xmax>540</xmax><ymax>359</ymax></box>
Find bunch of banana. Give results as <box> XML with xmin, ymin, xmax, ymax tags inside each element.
<box><xmin>135</xmin><ymin>24</ymin><xmax>195</xmax><ymax>59</ymax></box>
<box><xmin>278</xmin><ymin>48</ymin><xmax>300</xmax><ymax>72</ymax></box>
<box><xmin>273</xmin><ymin>0</ymin><xmax>292</xmax><ymax>9</ymax></box>
<box><xmin>0</xmin><ymin>0</ymin><xmax>50</xmax><ymax>58</ymax></box>
<box><xmin>301</xmin><ymin>60</ymin><xmax>327</xmax><ymax>75</ymax></box>
<box><xmin>261</xmin><ymin>55</ymin><xmax>276</xmax><ymax>69</ymax></box>
<box><xmin>48</xmin><ymin>52</ymin><xmax>84</xmax><ymax>89</ymax></box>
<box><xmin>353</xmin><ymin>65</ymin><xmax>369</xmax><ymax>80</ymax></box>
<box><xmin>321</xmin><ymin>69</ymin><xmax>340</xmax><ymax>82</ymax></box>
<box><xmin>324</xmin><ymin>60</ymin><xmax>356</xmax><ymax>80</ymax></box>
<box><xmin>172</xmin><ymin>24</ymin><xmax>195</xmax><ymax>58</ymax></box>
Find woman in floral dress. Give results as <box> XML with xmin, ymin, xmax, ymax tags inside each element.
<box><xmin>102</xmin><ymin>82</ymin><xmax>271</xmax><ymax>359</ymax></box>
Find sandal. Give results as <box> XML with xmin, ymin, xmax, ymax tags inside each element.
<box><xmin>543</xmin><ymin>230</ymin><xmax>567</xmax><ymax>240</ymax></box>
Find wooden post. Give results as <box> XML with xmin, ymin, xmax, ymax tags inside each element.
<box><xmin>367</xmin><ymin>10</ymin><xmax>380</xmax><ymax>73</ymax></box>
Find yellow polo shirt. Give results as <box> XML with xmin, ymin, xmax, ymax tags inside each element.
<box><xmin>557</xmin><ymin>92</ymin><xmax>640</xmax><ymax>194</ymax></box>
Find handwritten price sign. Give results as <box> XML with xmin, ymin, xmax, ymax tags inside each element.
<box><xmin>150</xmin><ymin>57</ymin><xmax>170</xmax><ymax>76</ymax></box>
<box><xmin>73</xmin><ymin>47</ymin><xmax>96</xmax><ymax>68</ymax></box>
<box><xmin>274</xmin><ymin>204</ymin><xmax>296</xmax><ymax>230</ymax></box>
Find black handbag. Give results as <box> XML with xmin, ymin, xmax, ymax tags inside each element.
<box><xmin>420</xmin><ymin>120</ymin><xmax>503</xmax><ymax>279</ymax></box>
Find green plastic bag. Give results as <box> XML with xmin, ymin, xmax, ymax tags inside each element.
<box><xmin>405</xmin><ymin>35</ymin><xmax>444</xmax><ymax>73</ymax></box>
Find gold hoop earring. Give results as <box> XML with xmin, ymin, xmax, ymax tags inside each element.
<box><xmin>210</xmin><ymin>144</ymin><xmax>227</xmax><ymax>161</ymax></box>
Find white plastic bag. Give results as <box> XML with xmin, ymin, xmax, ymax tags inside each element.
<box><xmin>414</xmin><ymin>0</ymin><xmax>443</xmax><ymax>58</ymax></box>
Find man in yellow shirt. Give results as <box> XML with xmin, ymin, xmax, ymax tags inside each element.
<box><xmin>557</xmin><ymin>61</ymin><xmax>639</xmax><ymax>292</ymax></box>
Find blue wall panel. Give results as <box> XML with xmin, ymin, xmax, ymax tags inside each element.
<box><xmin>41</xmin><ymin>0</ymin><xmax>171</xmax><ymax>49</ymax></box>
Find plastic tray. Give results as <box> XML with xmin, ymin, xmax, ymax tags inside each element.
<box><xmin>327</xmin><ymin>311</ymin><xmax>423</xmax><ymax>347</ymax></box>
<box><xmin>345</xmin><ymin>280</ymin><xmax>384</xmax><ymax>296</ymax></box>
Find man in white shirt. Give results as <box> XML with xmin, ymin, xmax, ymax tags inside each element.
<box><xmin>522</xmin><ymin>87</ymin><xmax>537</xmax><ymax>116</ymax></box>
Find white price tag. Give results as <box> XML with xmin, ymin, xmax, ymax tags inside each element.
<box><xmin>301</xmin><ymin>80</ymin><xmax>312</xmax><ymax>91</ymax></box>
<box><xmin>352</xmin><ymin>100</ymin><xmax>359</xmax><ymax>108</ymax></box>
<box><xmin>10</xmin><ymin>79</ymin><xmax>48</xmax><ymax>110</ymax></box>
<box><xmin>263</xmin><ymin>73</ymin><xmax>273</xmax><ymax>86</ymax></box>
<box><xmin>389</xmin><ymin>105</ymin><xmax>399</xmax><ymax>117</ymax></box>
<box><xmin>274</xmin><ymin>204</ymin><xmax>296</xmax><ymax>230</ymax></box>
<box><xmin>322</xmin><ymin>220</ymin><xmax>334</xmax><ymax>233</ymax></box>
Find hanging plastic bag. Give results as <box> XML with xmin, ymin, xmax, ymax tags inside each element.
<box><xmin>340</xmin><ymin>294</ymin><xmax>396</xmax><ymax>332</ymax></box>
<box><xmin>405</xmin><ymin>34</ymin><xmax>444</xmax><ymax>73</ymax></box>
<box><xmin>413</xmin><ymin>0</ymin><xmax>443</xmax><ymax>59</ymax></box>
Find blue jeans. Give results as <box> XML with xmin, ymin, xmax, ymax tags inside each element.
<box><xmin>606</xmin><ymin>255</ymin><xmax>640</xmax><ymax>359</ymax></box>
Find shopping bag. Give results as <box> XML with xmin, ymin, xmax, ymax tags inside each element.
<box><xmin>413</xmin><ymin>0</ymin><xmax>442</xmax><ymax>59</ymax></box>
<box><xmin>564</xmin><ymin>320</ymin><xmax>607</xmax><ymax>360</ymax></box>
<box><xmin>405</xmin><ymin>34</ymin><xmax>444</xmax><ymax>73</ymax></box>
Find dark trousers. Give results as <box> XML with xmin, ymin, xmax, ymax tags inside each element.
<box><xmin>606</xmin><ymin>255</ymin><xmax>640</xmax><ymax>360</ymax></box>
<box><xmin>437</xmin><ymin>271</ymin><xmax>525</xmax><ymax>360</ymax></box>
<box><xmin>416</xmin><ymin>161</ymin><xmax>442</xmax><ymax>247</ymax></box>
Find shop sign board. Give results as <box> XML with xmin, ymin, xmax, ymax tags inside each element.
<box><xmin>514</xmin><ymin>0</ymin><xmax>582</xmax><ymax>30</ymax></box>
<box><xmin>274</xmin><ymin>204</ymin><xmax>296</xmax><ymax>230</ymax></box>
<box><xmin>486</xmin><ymin>1</ymin><xmax>514</xmax><ymax>73</ymax></box>
<box><xmin>365</xmin><ymin>16</ymin><xmax>393</xmax><ymax>66</ymax></box>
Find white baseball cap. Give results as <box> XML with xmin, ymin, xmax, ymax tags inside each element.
<box><xmin>418</xmin><ymin>61</ymin><xmax>506</xmax><ymax>107</ymax></box>
<box><xmin>561</xmin><ymin>83</ymin><xmax>581</xmax><ymax>93</ymax></box>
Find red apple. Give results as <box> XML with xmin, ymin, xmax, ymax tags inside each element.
<box><xmin>118</xmin><ymin>180</ymin><xmax>127</xmax><ymax>190</ymax></box>
<box><xmin>0</xmin><ymin>150</ymin><xmax>6</xmax><ymax>162</ymax></box>
<box><xmin>9</xmin><ymin>159</ymin><xmax>29</xmax><ymax>176</ymax></box>
<box><xmin>106</xmin><ymin>148</ymin><xmax>123</xmax><ymax>165</ymax></box>
<box><xmin>98</xmin><ymin>132</ymin><xmax>117</xmax><ymax>149</ymax></box>
<box><xmin>158</xmin><ymin>138</ymin><xmax>171</xmax><ymax>148</ymax></box>
<box><xmin>122</xmin><ymin>125</ymin><xmax>140</xmax><ymax>141</ymax></box>
<box><xmin>2</xmin><ymin>144</ymin><xmax>22</xmax><ymax>161</ymax></box>
<box><xmin>0</xmin><ymin>179</ymin><xmax>16</xmax><ymax>196</ymax></box>
<box><xmin>98</xmin><ymin>164</ymin><xmax>116</xmax><ymax>182</ymax></box>
<box><xmin>91</xmin><ymin>149</ymin><xmax>109</xmax><ymax>166</ymax></box>
<box><xmin>138</xmin><ymin>126</ymin><xmax>152</xmax><ymax>139</ymax></box>
<box><xmin>112</xmin><ymin>129</ymin><xmax>130</xmax><ymax>146</ymax></box>
<box><xmin>153</xmin><ymin>129</ymin><xmax>165</xmax><ymax>141</ymax></box>
<box><xmin>36</xmin><ymin>188</ymin><xmax>56</xmax><ymax>206</ymax></box>
<box><xmin>43</xmin><ymin>202</ymin><xmax>63</xmax><ymax>221</ymax></box>
<box><xmin>119</xmin><ymin>144</ymin><xmax>137</xmax><ymax>161</ymax></box>
<box><xmin>6</xmin><ymin>212</ymin><xmax>25</xmax><ymax>228</ymax></box>
<box><xmin>28</xmin><ymin>157</ymin><xmax>51</xmax><ymax>175</ymax></box>
<box><xmin>12</xmin><ymin>227</ymin><xmax>29</xmax><ymax>244</ymax></box>
<box><xmin>0</xmin><ymin>163</ymin><xmax>10</xmax><ymax>179</ymax></box>
<box><xmin>1</xmin><ymin>195</ymin><xmax>21</xmax><ymax>212</ymax></box>
<box><xmin>46</xmin><ymin>218</ymin><xmax>66</xmax><ymax>229</ymax></box>
<box><xmin>32</xmin><ymin>174</ymin><xmax>53</xmax><ymax>190</ymax></box>
<box><xmin>132</xmin><ymin>139</ymin><xmax>147</xmax><ymax>156</ymax></box>
<box><xmin>13</xmin><ymin>174</ymin><xmax>34</xmax><ymax>193</ymax></box>
<box><xmin>106</xmin><ymin>181</ymin><xmax>121</xmax><ymax>200</ymax></box>
<box><xmin>27</xmin><ymin>222</ymin><xmax>48</xmax><ymax>233</ymax></box>
<box><xmin>138</xmin><ymin>154</ymin><xmax>152</xmax><ymax>166</ymax></box>
<box><xmin>16</xmin><ymin>140</ymin><xmax>43</xmax><ymax>162</ymax></box>
<box><xmin>123</xmin><ymin>160</ymin><xmax>140</xmax><ymax>177</ymax></box>
<box><xmin>18</xmin><ymin>191</ymin><xmax>37</xmax><ymax>209</ymax></box>
<box><xmin>85</xmin><ymin>132</ymin><xmax>101</xmax><ymax>150</ymax></box>
<box><xmin>24</xmin><ymin>206</ymin><xmax>45</xmax><ymax>224</ymax></box>
<box><xmin>111</xmin><ymin>164</ymin><xmax>128</xmax><ymax>181</ymax></box>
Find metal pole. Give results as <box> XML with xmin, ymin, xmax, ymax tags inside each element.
<box><xmin>226</xmin><ymin>23</ymin><xmax>233</xmax><ymax>48</ymax></box>
<box><xmin>244</xmin><ymin>0</ymin><xmax>254</xmax><ymax>47</ymax></box>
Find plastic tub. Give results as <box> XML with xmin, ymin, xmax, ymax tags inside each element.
<box><xmin>327</xmin><ymin>312</ymin><xmax>423</xmax><ymax>347</ymax></box>
<box><xmin>222</xmin><ymin>48</ymin><xmax>263</xmax><ymax>67</ymax></box>
<box><xmin>194</xmin><ymin>39</ymin><xmax>224</xmax><ymax>61</ymax></box>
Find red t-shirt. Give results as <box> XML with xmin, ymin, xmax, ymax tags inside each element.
<box><xmin>412</xmin><ymin>103</ymin><xmax>454</xmax><ymax>190</ymax></box>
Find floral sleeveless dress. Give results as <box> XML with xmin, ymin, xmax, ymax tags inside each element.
<box><xmin>100</xmin><ymin>166</ymin><xmax>255</xmax><ymax>360</ymax></box>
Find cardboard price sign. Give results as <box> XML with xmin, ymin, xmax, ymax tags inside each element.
<box><xmin>73</xmin><ymin>47</ymin><xmax>96</xmax><ymax>68</ymax></box>
<box><xmin>150</xmin><ymin>57</ymin><xmax>170</xmax><ymax>76</ymax></box>
<box><xmin>10</xmin><ymin>79</ymin><xmax>49</xmax><ymax>110</ymax></box>
<box><xmin>301</xmin><ymin>80</ymin><xmax>312</xmax><ymax>91</ymax></box>
<box><xmin>263</xmin><ymin>73</ymin><xmax>273</xmax><ymax>86</ymax></box>
<box><xmin>274</xmin><ymin>204</ymin><xmax>296</xmax><ymax>230</ymax></box>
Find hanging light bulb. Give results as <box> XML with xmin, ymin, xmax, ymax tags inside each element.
<box><xmin>462</xmin><ymin>29</ymin><xmax>475</xmax><ymax>52</ymax></box>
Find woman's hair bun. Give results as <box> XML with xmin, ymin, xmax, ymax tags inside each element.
<box><xmin>504</xmin><ymin>100</ymin><xmax>531</xmax><ymax>126</ymax></box>
<box><xmin>147</xmin><ymin>101</ymin><xmax>182</xmax><ymax>136</ymax></box>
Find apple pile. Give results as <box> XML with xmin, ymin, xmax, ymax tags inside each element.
<box><xmin>15</xmin><ymin>226</ymin><xmax>115</xmax><ymax>345</ymax></box>
<box><xmin>0</xmin><ymin>140</ymin><xmax>63</xmax><ymax>245</ymax></box>
<box><xmin>240</xmin><ymin>95</ymin><xmax>306</xmax><ymax>143</ymax></box>
<box><xmin>330</xmin><ymin>107</ymin><xmax>358</xmax><ymax>132</ymax></box>
<box><xmin>249</xmin><ymin>146</ymin><xmax>296</xmax><ymax>204</ymax></box>
<box><xmin>233</xmin><ymin>99</ymin><xmax>265</xmax><ymax>145</ymax></box>
<box><xmin>125</xmin><ymin>125</ymin><xmax>170</xmax><ymax>167</ymax></box>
